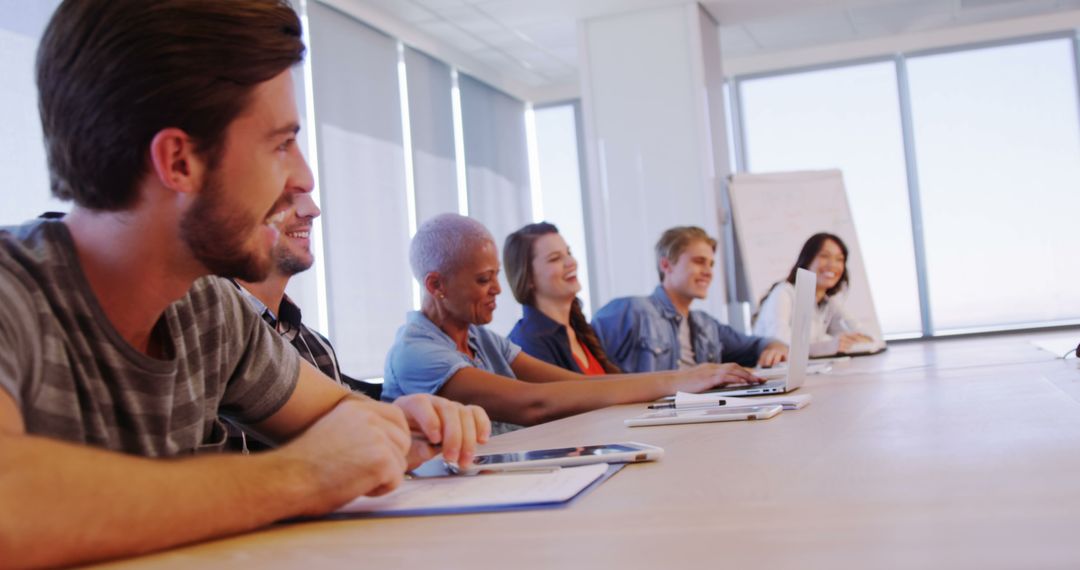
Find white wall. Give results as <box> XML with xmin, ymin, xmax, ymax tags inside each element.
<box><xmin>578</xmin><ymin>4</ymin><xmax>730</xmax><ymax>318</ymax></box>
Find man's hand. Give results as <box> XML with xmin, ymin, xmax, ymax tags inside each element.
<box><xmin>392</xmin><ymin>394</ymin><xmax>491</xmax><ymax>470</ymax></box>
<box><xmin>757</xmin><ymin>341</ymin><xmax>789</xmax><ymax>368</ymax></box>
<box><xmin>680</xmin><ymin>362</ymin><xmax>763</xmax><ymax>392</ymax></box>
<box><xmin>277</xmin><ymin>397</ymin><xmax>411</xmax><ymax>514</ymax></box>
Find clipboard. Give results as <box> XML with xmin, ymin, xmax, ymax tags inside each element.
<box><xmin>309</xmin><ymin>462</ymin><xmax>623</xmax><ymax>520</ymax></box>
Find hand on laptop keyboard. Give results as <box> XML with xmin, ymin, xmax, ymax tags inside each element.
<box><xmin>688</xmin><ymin>363</ymin><xmax>766</xmax><ymax>388</ymax></box>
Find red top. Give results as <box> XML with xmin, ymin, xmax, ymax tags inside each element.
<box><xmin>573</xmin><ymin>342</ymin><xmax>607</xmax><ymax>376</ymax></box>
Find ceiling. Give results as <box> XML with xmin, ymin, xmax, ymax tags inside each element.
<box><xmin>350</xmin><ymin>0</ymin><xmax>1080</xmax><ymax>92</ymax></box>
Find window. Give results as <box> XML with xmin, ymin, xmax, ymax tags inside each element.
<box><xmin>739</xmin><ymin>61</ymin><xmax>923</xmax><ymax>336</ymax></box>
<box><xmin>403</xmin><ymin>47</ymin><xmax>459</xmax><ymax>224</ymax></box>
<box><xmin>531</xmin><ymin>103</ymin><xmax>594</xmax><ymax>317</ymax></box>
<box><xmin>458</xmin><ymin>74</ymin><xmax>533</xmax><ymax>336</ymax></box>
<box><xmin>307</xmin><ymin>2</ymin><xmax>413</xmax><ymax>378</ymax></box>
<box><xmin>907</xmin><ymin>38</ymin><xmax>1080</xmax><ymax>332</ymax></box>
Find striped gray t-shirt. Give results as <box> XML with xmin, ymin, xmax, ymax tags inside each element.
<box><xmin>0</xmin><ymin>220</ymin><xmax>300</xmax><ymax>457</ymax></box>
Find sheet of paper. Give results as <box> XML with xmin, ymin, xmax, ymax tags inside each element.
<box><xmin>333</xmin><ymin>463</ymin><xmax>610</xmax><ymax>515</ymax></box>
<box><xmin>626</xmin><ymin>404</ymin><xmax>783</xmax><ymax>427</ymax></box>
<box><xmin>674</xmin><ymin>391</ymin><xmax>812</xmax><ymax>410</ymax></box>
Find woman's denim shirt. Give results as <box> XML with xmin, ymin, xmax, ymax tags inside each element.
<box><xmin>591</xmin><ymin>286</ymin><xmax>773</xmax><ymax>373</ymax></box>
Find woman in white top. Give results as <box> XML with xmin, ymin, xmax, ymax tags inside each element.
<box><xmin>753</xmin><ymin>233</ymin><xmax>875</xmax><ymax>357</ymax></box>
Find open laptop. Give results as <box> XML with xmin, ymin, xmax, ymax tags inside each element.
<box><xmin>698</xmin><ymin>267</ymin><xmax>816</xmax><ymax>396</ymax></box>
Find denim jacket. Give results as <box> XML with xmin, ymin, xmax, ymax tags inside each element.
<box><xmin>591</xmin><ymin>286</ymin><xmax>772</xmax><ymax>372</ymax></box>
<box><xmin>508</xmin><ymin>305</ymin><xmax>584</xmax><ymax>374</ymax></box>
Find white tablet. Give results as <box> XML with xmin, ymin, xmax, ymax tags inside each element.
<box><xmin>625</xmin><ymin>404</ymin><xmax>783</xmax><ymax>427</ymax></box>
<box><xmin>446</xmin><ymin>442</ymin><xmax>664</xmax><ymax>475</ymax></box>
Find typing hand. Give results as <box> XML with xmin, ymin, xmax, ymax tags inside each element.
<box><xmin>392</xmin><ymin>394</ymin><xmax>491</xmax><ymax>470</ymax></box>
<box><xmin>757</xmin><ymin>341</ymin><xmax>789</xmax><ymax>368</ymax></box>
<box><xmin>279</xmin><ymin>396</ymin><xmax>410</xmax><ymax>514</ymax></box>
<box><xmin>686</xmin><ymin>362</ymin><xmax>764</xmax><ymax>390</ymax></box>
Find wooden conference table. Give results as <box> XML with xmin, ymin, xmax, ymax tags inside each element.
<box><xmin>95</xmin><ymin>331</ymin><xmax>1080</xmax><ymax>569</ymax></box>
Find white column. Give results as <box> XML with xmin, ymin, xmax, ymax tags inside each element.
<box><xmin>578</xmin><ymin>3</ymin><xmax>736</xmax><ymax>324</ymax></box>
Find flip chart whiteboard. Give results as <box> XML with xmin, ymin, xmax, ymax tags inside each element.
<box><xmin>728</xmin><ymin>170</ymin><xmax>884</xmax><ymax>344</ymax></box>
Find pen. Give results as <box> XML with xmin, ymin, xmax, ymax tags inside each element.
<box><xmin>648</xmin><ymin>400</ymin><xmax>726</xmax><ymax>410</ymax></box>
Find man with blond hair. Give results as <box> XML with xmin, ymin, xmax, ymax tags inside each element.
<box><xmin>593</xmin><ymin>226</ymin><xmax>788</xmax><ymax>373</ymax></box>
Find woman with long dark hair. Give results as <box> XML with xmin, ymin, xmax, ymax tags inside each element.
<box><xmin>753</xmin><ymin>233</ymin><xmax>875</xmax><ymax>356</ymax></box>
<box><xmin>504</xmin><ymin>222</ymin><xmax>618</xmax><ymax>375</ymax></box>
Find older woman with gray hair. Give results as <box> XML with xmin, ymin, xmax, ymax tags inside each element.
<box><xmin>383</xmin><ymin>213</ymin><xmax>762</xmax><ymax>432</ymax></box>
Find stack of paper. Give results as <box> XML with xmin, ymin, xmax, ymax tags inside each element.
<box><xmin>625</xmin><ymin>404</ymin><xmax>784</xmax><ymax>427</ymax></box>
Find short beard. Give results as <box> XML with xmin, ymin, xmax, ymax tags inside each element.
<box><xmin>179</xmin><ymin>168</ymin><xmax>272</xmax><ymax>282</ymax></box>
<box><xmin>273</xmin><ymin>241</ymin><xmax>313</xmax><ymax>277</ymax></box>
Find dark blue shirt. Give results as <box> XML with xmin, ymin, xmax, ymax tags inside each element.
<box><xmin>508</xmin><ymin>305</ymin><xmax>586</xmax><ymax>374</ymax></box>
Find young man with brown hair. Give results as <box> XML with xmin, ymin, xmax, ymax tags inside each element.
<box><xmin>0</xmin><ymin>1</ymin><xmax>488</xmax><ymax>566</ymax></box>
<box><xmin>592</xmin><ymin>226</ymin><xmax>789</xmax><ymax>373</ymax></box>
